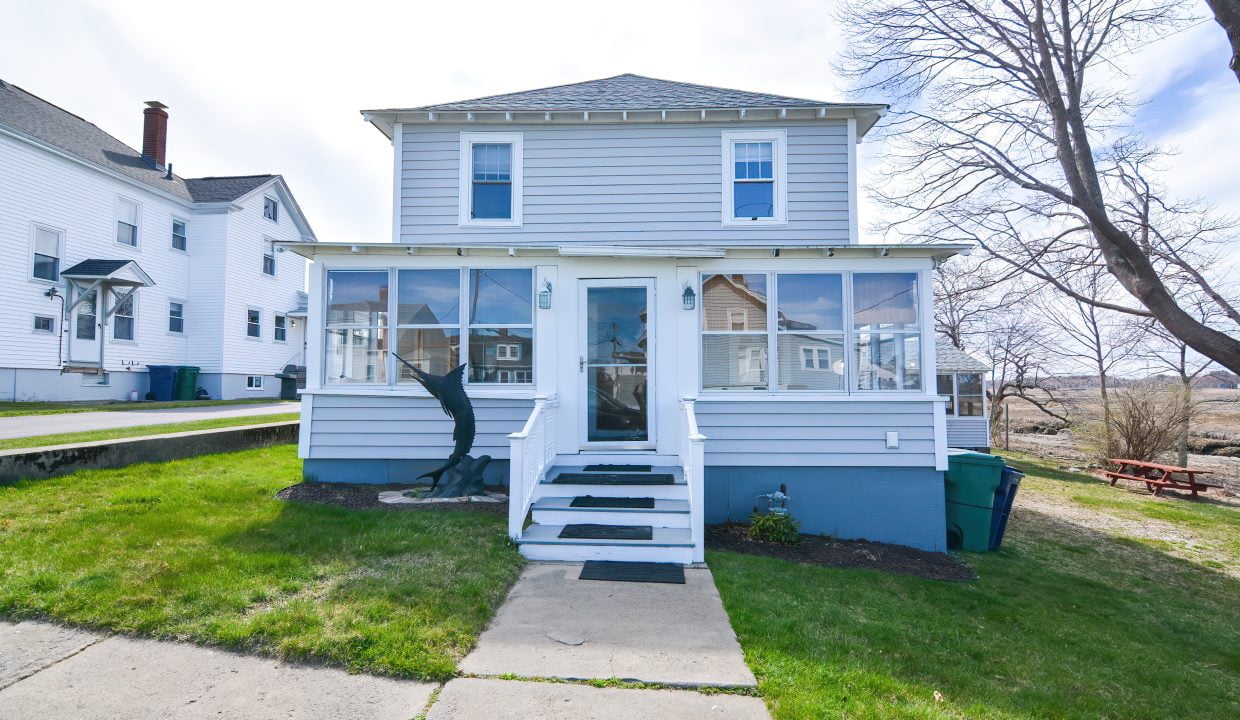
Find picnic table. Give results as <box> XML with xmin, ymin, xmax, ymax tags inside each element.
<box><xmin>1104</xmin><ymin>458</ymin><xmax>1221</xmax><ymax>498</ymax></box>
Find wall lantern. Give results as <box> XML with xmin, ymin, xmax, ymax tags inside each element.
<box><xmin>682</xmin><ymin>284</ymin><xmax>696</xmax><ymax>311</ymax></box>
<box><xmin>537</xmin><ymin>280</ymin><xmax>553</xmax><ymax>309</ymax></box>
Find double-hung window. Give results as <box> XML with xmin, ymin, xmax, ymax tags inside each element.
<box><xmin>467</xmin><ymin>269</ymin><xmax>533</xmax><ymax>384</ymax></box>
<box><xmin>172</xmin><ymin>219</ymin><xmax>187</xmax><ymax>251</ymax></box>
<box><xmin>854</xmin><ymin>273</ymin><xmax>922</xmax><ymax>391</ymax></box>
<box><xmin>113</xmin><ymin>293</ymin><xmax>135</xmax><ymax>341</ymax></box>
<box><xmin>116</xmin><ymin>198</ymin><xmax>139</xmax><ymax>246</ymax></box>
<box><xmin>325</xmin><ymin>271</ymin><xmax>388</xmax><ymax>384</ymax></box>
<box><xmin>168</xmin><ymin>301</ymin><xmax>185</xmax><ymax>334</ymax></box>
<box><xmin>722</xmin><ymin>130</ymin><xmax>786</xmax><ymax>225</ymax></box>
<box><xmin>777</xmin><ymin>274</ymin><xmax>845</xmax><ymax>391</ymax></box>
<box><xmin>264</xmin><ymin>197</ymin><xmax>279</xmax><ymax>222</ymax></box>
<box><xmin>33</xmin><ymin>226</ymin><xmax>62</xmax><ymax>281</ymax></box>
<box><xmin>246</xmin><ymin>308</ymin><xmax>262</xmax><ymax>338</ymax></box>
<box><xmin>274</xmin><ymin>314</ymin><xmax>287</xmax><ymax>342</ymax></box>
<box><xmin>460</xmin><ymin>133</ymin><xmax>523</xmax><ymax>226</ymax></box>
<box><xmin>701</xmin><ymin>274</ymin><xmax>769</xmax><ymax>390</ymax></box>
<box><xmin>262</xmin><ymin>239</ymin><xmax>276</xmax><ymax>276</ymax></box>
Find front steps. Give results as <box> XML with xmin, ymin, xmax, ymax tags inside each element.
<box><xmin>517</xmin><ymin>457</ymin><xmax>695</xmax><ymax>564</ymax></box>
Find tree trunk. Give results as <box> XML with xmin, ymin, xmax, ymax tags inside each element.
<box><xmin>1178</xmin><ymin>373</ymin><xmax>1192</xmax><ymax>468</ymax></box>
<box><xmin>1207</xmin><ymin>0</ymin><xmax>1240</xmax><ymax>83</ymax></box>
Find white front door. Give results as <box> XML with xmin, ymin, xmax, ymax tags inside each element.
<box><xmin>69</xmin><ymin>288</ymin><xmax>101</xmax><ymax>364</ymax></box>
<box><xmin>578</xmin><ymin>278</ymin><xmax>655</xmax><ymax>449</ymax></box>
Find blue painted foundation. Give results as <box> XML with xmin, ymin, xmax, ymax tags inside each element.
<box><xmin>705</xmin><ymin>466</ymin><xmax>947</xmax><ymax>552</ymax></box>
<box><xmin>303</xmin><ymin>458</ymin><xmax>511</xmax><ymax>487</ymax></box>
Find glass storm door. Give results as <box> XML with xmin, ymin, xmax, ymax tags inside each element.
<box><xmin>580</xmin><ymin>280</ymin><xmax>654</xmax><ymax>447</ymax></box>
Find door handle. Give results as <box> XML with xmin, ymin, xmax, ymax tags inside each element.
<box><xmin>579</xmin><ymin>356</ymin><xmax>585</xmax><ymax>373</ymax></box>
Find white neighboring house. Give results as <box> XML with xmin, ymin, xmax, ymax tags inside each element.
<box><xmin>0</xmin><ymin>80</ymin><xmax>316</xmax><ymax>401</ymax></box>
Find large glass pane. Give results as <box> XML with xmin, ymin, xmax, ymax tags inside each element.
<box><xmin>113</xmin><ymin>294</ymin><xmax>134</xmax><ymax>341</ymax></box>
<box><xmin>733</xmin><ymin>181</ymin><xmax>773</xmax><ymax>219</ymax></box>
<box><xmin>397</xmin><ymin>269</ymin><xmax>459</xmax><ymax>324</ymax></box>
<box><xmin>327</xmin><ymin>271</ymin><xmax>388</xmax><ymax>325</ymax></box>
<box><xmin>472</xmin><ymin>183</ymin><xmax>512</xmax><ymax>219</ymax></box>
<box><xmin>701</xmin><ymin>274</ymin><xmax>767</xmax><ymax>331</ymax></box>
<box><xmin>469</xmin><ymin>328</ymin><xmax>533</xmax><ymax>383</ymax></box>
<box><xmin>855</xmin><ymin>333</ymin><xmax>921</xmax><ymax>390</ymax></box>
<box><xmin>325</xmin><ymin>327</ymin><xmax>387</xmax><ymax>384</ymax></box>
<box><xmin>777</xmin><ymin>334</ymin><xmax>845</xmax><ymax>391</ymax></box>
<box><xmin>33</xmin><ymin>254</ymin><xmax>58</xmax><ymax>281</ymax></box>
<box><xmin>395</xmin><ymin>328</ymin><xmax>460</xmax><ymax>379</ymax></box>
<box><xmin>957</xmin><ymin>373</ymin><xmax>985</xmax><ymax>416</ymax></box>
<box><xmin>586</xmin><ymin>287</ymin><xmax>647</xmax><ymax>364</ymax></box>
<box><xmin>777</xmin><ymin>274</ymin><xmax>843</xmax><ymax>331</ymax></box>
<box><xmin>588</xmin><ymin>365</ymin><xmax>648</xmax><ymax>442</ymax></box>
<box><xmin>937</xmin><ymin>374</ymin><xmax>956</xmax><ymax>414</ymax></box>
<box><xmin>470</xmin><ymin>269</ymin><xmax>532</xmax><ymax>325</ymax></box>
<box><xmin>854</xmin><ymin>273</ymin><xmax>919</xmax><ymax>330</ymax></box>
<box><xmin>76</xmin><ymin>291</ymin><xmax>96</xmax><ymax>340</ymax></box>
<box><xmin>702</xmin><ymin>334</ymin><xmax>768</xmax><ymax>390</ymax></box>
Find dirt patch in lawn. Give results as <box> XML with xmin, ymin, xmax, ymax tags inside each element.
<box><xmin>276</xmin><ymin>482</ymin><xmax>508</xmax><ymax>516</ymax></box>
<box><xmin>706</xmin><ymin>522</ymin><xmax>975</xmax><ymax>582</ymax></box>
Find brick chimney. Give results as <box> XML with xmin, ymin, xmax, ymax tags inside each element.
<box><xmin>142</xmin><ymin>100</ymin><xmax>169</xmax><ymax>169</ymax></box>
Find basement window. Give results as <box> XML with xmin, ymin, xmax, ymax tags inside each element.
<box><xmin>33</xmin><ymin>315</ymin><xmax>55</xmax><ymax>333</ymax></box>
<box><xmin>246</xmin><ymin>375</ymin><xmax>264</xmax><ymax>390</ymax></box>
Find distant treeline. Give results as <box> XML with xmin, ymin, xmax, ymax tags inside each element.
<box><xmin>1039</xmin><ymin>371</ymin><xmax>1239</xmax><ymax>391</ymax></box>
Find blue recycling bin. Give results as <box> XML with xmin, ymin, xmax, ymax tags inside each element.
<box><xmin>988</xmin><ymin>466</ymin><xmax>1024</xmax><ymax>551</ymax></box>
<box><xmin>146</xmin><ymin>365</ymin><xmax>176</xmax><ymax>401</ymax></box>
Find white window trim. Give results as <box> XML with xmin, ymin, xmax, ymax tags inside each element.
<box><xmin>112</xmin><ymin>291</ymin><xmax>138</xmax><ymax>343</ymax></box>
<box><xmin>32</xmin><ymin>314</ymin><xmax>56</xmax><ymax>334</ymax></box>
<box><xmin>246</xmin><ymin>375</ymin><xmax>265</xmax><ymax>390</ymax></box>
<box><xmin>496</xmin><ymin>343</ymin><xmax>521</xmax><ymax>361</ymax></box>
<box><xmin>261</xmin><ymin>237</ymin><xmax>277</xmax><ymax>277</ymax></box>
<box><xmin>263</xmin><ymin>196</ymin><xmax>279</xmax><ymax>223</ymax></box>
<box><xmin>246</xmin><ymin>306</ymin><xmax>263</xmax><ymax>341</ymax></box>
<box><xmin>171</xmin><ymin>217</ymin><xmax>189</xmax><ymax>253</ymax></box>
<box><xmin>168</xmin><ymin>299</ymin><xmax>186</xmax><ymax>335</ymax></box>
<box><xmin>30</xmin><ymin>223</ymin><xmax>64</xmax><ymax>284</ymax></box>
<box><xmin>274</xmin><ymin>313</ymin><xmax>288</xmax><ymax>343</ymax></box>
<box><xmin>116</xmin><ymin>196</ymin><xmax>141</xmax><ymax>248</ymax></box>
<box><xmin>721</xmin><ymin>129</ymin><xmax>788</xmax><ymax>227</ymax></box>
<box><xmin>800</xmin><ymin>345</ymin><xmax>834</xmax><ymax>371</ymax></box>
<box><xmin>458</xmin><ymin>132</ymin><xmax>523</xmax><ymax>228</ymax></box>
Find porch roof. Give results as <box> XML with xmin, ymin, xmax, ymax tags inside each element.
<box><xmin>60</xmin><ymin>259</ymin><xmax>154</xmax><ymax>287</ymax></box>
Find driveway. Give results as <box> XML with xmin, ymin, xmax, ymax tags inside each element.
<box><xmin>0</xmin><ymin>402</ymin><xmax>298</xmax><ymax>440</ymax></box>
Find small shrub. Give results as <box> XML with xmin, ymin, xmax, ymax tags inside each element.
<box><xmin>1077</xmin><ymin>382</ymin><xmax>1196</xmax><ymax>464</ymax></box>
<box><xmin>747</xmin><ymin>512</ymin><xmax>801</xmax><ymax>544</ymax></box>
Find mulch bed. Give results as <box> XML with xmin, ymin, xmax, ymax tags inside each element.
<box><xmin>275</xmin><ymin>482</ymin><xmax>509</xmax><ymax>516</ymax></box>
<box><xmin>707</xmin><ymin>522</ymin><xmax>976</xmax><ymax>582</ymax></box>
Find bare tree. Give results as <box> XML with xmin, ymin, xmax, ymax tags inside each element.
<box><xmin>983</xmin><ymin>314</ymin><xmax>1071</xmax><ymax>445</ymax></box>
<box><xmin>1138</xmin><ymin>297</ymin><xmax>1220</xmax><ymax>465</ymax></box>
<box><xmin>839</xmin><ymin>0</ymin><xmax>1240</xmax><ymax>373</ymax></box>
<box><xmin>934</xmin><ymin>256</ymin><xmax>1034</xmax><ymax>349</ymax></box>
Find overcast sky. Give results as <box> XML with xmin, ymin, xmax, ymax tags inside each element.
<box><xmin>1</xmin><ymin>0</ymin><xmax>1235</xmax><ymax>246</ymax></box>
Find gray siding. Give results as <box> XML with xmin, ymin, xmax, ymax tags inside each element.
<box><xmin>946</xmin><ymin>416</ymin><xmax>990</xmax><ymax>449</ymax></box>
<box><xmin>307</xmin><ymin>394</ymin><xmax>533</xmax><ymax>460</ymax></box>
<box><xmin>400</xmin><ymin>121</ymin><xmax>850</xmax><ymax>245</ymax></box>
<box><xmin>695</xmin><ymin>400</ymin><xmax>937</xmax><ymax>467</ymax></box>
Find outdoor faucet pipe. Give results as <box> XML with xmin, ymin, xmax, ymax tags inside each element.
<box><xmin>45</xmin><ymin>286</ymin><xmax>65</xmax><ymax>367</ymax></box>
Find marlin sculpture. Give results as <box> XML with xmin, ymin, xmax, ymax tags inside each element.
<box><xmin>391</xmin><ymin>353</ymin><xmax>483</xmax><ymax>491</ymax></box>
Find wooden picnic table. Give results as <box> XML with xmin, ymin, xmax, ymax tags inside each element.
<box><xmin>1104</xmin><ymin>458</ymin><xmax>1221</xmax><ymax>498</ymax></box>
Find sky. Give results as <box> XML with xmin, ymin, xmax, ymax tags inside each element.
<box><xmin>0</xmin><ymin>0</ymin><xmax>1235</xmax><ymax>248</ymax></box>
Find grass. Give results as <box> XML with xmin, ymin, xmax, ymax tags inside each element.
<box><xmin>711</xmin><ymin>460</ymin><xmax>1240</xmax><ymax>719</ymax></box>
<box><xmin>0</xmin><ymin>445</ymin><xmax>523</xmax><ymax>680</ymax></box>
<box><xmin>0</xmin><ymin>398</ymin><xmax>294</xmax><ymax>417</ymax></box>
<box><xmin>0</xmin><ymin>413</ymin><xmax>301</xmax><ymax>451</ymax></box>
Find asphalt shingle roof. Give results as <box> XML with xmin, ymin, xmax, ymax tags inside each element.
<box><xmin>398</xmin><ymin>73</ymin><xmax>864</xmax><ymax>112</ymax></box>
<box><xmin>936</xmin><ymin>338</ymin><xmax>990</xmax><ymax>373</ymax></box>
<box><xmin>184</xmin><ymin>175</ymin><xmax>279</xmax><ymax>203</ymax></box>
<box><xmin>60</xmin><ymin>259</ymin><xmax>134</xmax><ymax>277</ymax></box>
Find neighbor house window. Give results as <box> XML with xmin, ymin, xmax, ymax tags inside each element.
<box><xmin>721</xmin><ymin>130</ymin><xmax>786</xmax><ymax>225</ymax></box>
<box><xmin>274</xmin><ymin>314</ymin><xmax>287</xmax><ymax>342</ymax></box>
<box><xmin>459</xmin><ymin>133</ymin><xmax>523</xmax><ymax>226</ymax></box>
<box><xmin>937</xmin><ymin>374</ymin><xmax>956</xmax><ymax>415</ymax></box>
<box><xmin>395</xmin><ymin>269</ymin><xmax>461</xmax><ymax>380</ymax></box>
<box><xmin>467</xmin><ymin>268</ymin><xmax>533</xmax><ymax>384</ymax></box>
<box><xmin>262</xmin><ymin>239</ymin><xmax>276</xmax><ymax>276</ymax></box>
<box><xmin>246</xmin><ymin>308</ymin><xmax>261</xmax><ymax>338</ymax></box>
<box><xmin>246</xmin><ymin>375</ymin><xmax>264</xmax><ymax>390</ymax></box>
<box><xmin>77</xmin><ymin>290</ymin><xmax>97</xmax><ymax>340</ymax></box>
<box><xmin>33</xmin><ymin>315</ymin><xmax>55</xmax><ymax>333</ymax></box>
<box><xmin>33</xmin><ymin>226</ymin><xmax>62</xmax><ymax>281</ymax></box>
<box><xmin>264</xmin><ymin>197</ymin><xmax>279</xmax><ymax>222</ymax></box>
<box><xmin>325</xmin><ymin>270</ymin><xmax>389</xmax><ymax>385</ymax></box>
<box><xmin>116</xmin><ymin>198</ymin><xmax>139</xmax><ymax>246</ymax></box>
<box><xmin>939</xmin><ymin>373</ymin><xmax>985</xmax><ymax>416</ymax></box>
<box><xmin>854</xmin><ymin>273</ymin><xmax>921</xmax><ymax>391</ymax></box>
<box><xmin>171</xmin><ymin>219</ymin><xmax>187</xmax><ymax>251</ymax></box>
<box><xmin>701</xmin><ymin>273</ymin><xmax>769</xmax><ymax>390</ymax></box>
<box><xmin>168</xmin><ymin>301</ymin><xmax>184</xmax><ymax>334</ymax></box>
<box><xmin>113</xmin><ymin>293</ymin><xmax>135</xmax><ymax>341</ymax></box>
<box><xmin>777</xmin><ymin>274</ymin><xmax>844</xmax><ymax>391</ymax></box>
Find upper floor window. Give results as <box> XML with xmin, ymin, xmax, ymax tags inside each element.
<box><xmin>262</xmin><ymin>239</ymin><xmax>276</xmax><ymax>276</ymax></box>
<box><xmin>168</xmin><ymin>301</ymin><xmax>185</xmax><ymax>334</ymax></box>
<box><xmin>113</xmin><ymin>293</ymin><xmax>136</xmax><ymax>341</ymax></box>
<box><xmin>263</xmin><ymin>196</ymin><xmax>279</xmax><ymax>223</ymax></box>
<box><xmin>172</xmin><ymin>219</ymin><xmax>187</xmax><ymax>251</ymax></box>
<box><xmin>116</xmin><ymin>198</ymin><xmax>139</xmax><ymax>246</ymax></box>
<box><xmin>459</xmin><ymin>132</ymin><xmax>523</xmax><ymax>226</ymax></box>
<box><xmin>32</xmin><ymin>226</ymin><xmax>62</xmax><ymax>281</ymax></box>
<box><xmin>246</xmin><ymin>308</ymin><xmax>261</xmax><ymax>338</ymax></box>
<box><xmin>721</xmin><ymin>130</ymin><xmax>787</xmax><ymax>225</ymax></box>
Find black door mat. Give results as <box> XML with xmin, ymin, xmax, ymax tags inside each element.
<box><xmin>580</xmin><ymin>561</ymin><xmax>686</xmax><ymax>584</ymax></box>
<box><xmin>558</xmin><ymin>524</ymin><xmax>653</xmax><ymax>540</ymax></box>
<box><xmin>570</xmin><ymin>496</ymin><xmax>656</xmax><ymax>509</ymax></box>
<box><xmin>583</xmin><ymin>464</ymin><xmax>653</xmax><ymax>472</ymax></box>
<box><xmin>552</xmin><ymin>473</ymin><xmax>674</xmax><ymax>485</ymax></box>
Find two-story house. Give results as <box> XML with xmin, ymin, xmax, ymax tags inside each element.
<box><xmin>0</xmin><ymin>80</ymin><xmax>316</xmax><ymax>401</ymax></box>
<box><xmin>281</xmin><ymin>74</ymin><xmax>968</xmax><ymax>561</ymax></box>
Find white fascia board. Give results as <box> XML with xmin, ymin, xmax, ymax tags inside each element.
<box><xmin>557</xmin><ymin>245</ymin><xmax>727</xmax><ymax>258</ymax></box>
<box><xmin>272</xmin><ymin>241</ymin><xmax>972</xmax><ymax>260</ymax></box>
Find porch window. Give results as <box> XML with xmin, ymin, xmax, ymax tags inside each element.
<box><xmin>113</xmin><ymin>293</ymin><xmax>135</xmax><ymax>341</ymax></box>
<box><xmin>116</xmin><ymin>198</ymin><xmax>139</xmax><ymax>246</ymax></box>
<box><xmin>701</xmin><ymin>273</ymin><xmax>768</xmax><ymax>390</ymax></box>
<box><xmin>459</xmin><ymin>133</ymin><xmax>523</xmax><ymax>226</ymax></box>
<box><xmin>721</xmin><ymin>130</ymin><xmax>786</xmax><ymax>225</ymax></box>
<box><xmin>467</xmin><ymin>268</ymin><xmax>533</xmax><ymax>384</ymax></box>
<box><xmin>395</xmin><ymin>269</ymin><xmax>461</xmax><ymax>380</ymax></box>
<box><xmin>33</xmin><ymin>226</ymin><xmax>62</xmax><ymax>281</ymax></box>
<box><xmin>854</xmin><ymin>273</ymin><xmax>921</xmax><ymax>391</ymax></box>
<box><xmin>939</xmin><ymin>373</ymin><xmax>985</xmax><ymax>416</ymax></box>
<box><xmin>937</xmin><ymin>374</ymin><xmax>956</xmax><ymax>415</ymax></box>
<box><xmin>77</xmin><ymin>290</ymin><xmax>97</xmax><ymax>340</ymax></box>
<box><xmin>776</xmin><ymin>273</ymin><xmax>844</xmax><ymax>391</ymax></box>
<box><xmin>325</xmin><ymin>270</ymin><xmax>388</xmax><ymax>384</ymax></box>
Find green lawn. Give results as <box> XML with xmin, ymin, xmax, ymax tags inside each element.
<box><xmin>0</xmin><ymin>398</ymin><xmax>295</xmax><ymax>417</ymax></box>
<box><xmin>0</xmin><ymin>413</ymin><xmax>300</xmax><ymax>451</ymax></box>
<box><xmin>0</xmin><ymin>445</ymin><xmax>523</xmax><ymax>680</ymax></box>
<box><xmin>711</xmin><ymin>458</ymin><xmax>1240</xmax><ymax>719</ymax></box>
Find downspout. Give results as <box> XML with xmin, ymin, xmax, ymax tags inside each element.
<box><xmin>45</xmin><ymin>287</ymin><xmax>65</xmax><ymax>367</ymax></box>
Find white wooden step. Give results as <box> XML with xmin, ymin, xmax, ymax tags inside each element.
<box><xmin>530</xmin><ymin>497</ymin><xmax>690</xmax><ymax>528</ymax></box>
<box><xmin>517</xmin><ymin>523</ymin><xmax>694</xmax><ymax>564</ymax></box>
<box><xmin>537</xmin><ymin>465</ymin><xmax>686</xmax><ymax>500</ymax></box>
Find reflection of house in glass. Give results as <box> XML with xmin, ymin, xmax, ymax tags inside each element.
<box><xmin>325</xmin><ymin>277</ymin><xmax>389</xmax><ymax>384</ymax></box>
<box><xmin>396</xmin><ymin>302</ymin><xmax>459</xmax><ymax>379</ymax></box>
<box><xmin>469</xmin><ymin>328</ymin><xmax>534</xmax><ymax>383</ymax></box>
<box><xmin>701</xmin><ymin>274</ymin><xmax>769</xmax><ymax>389</ymax></box>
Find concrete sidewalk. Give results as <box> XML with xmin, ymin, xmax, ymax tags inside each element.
<box><xmin>0</xmin><ymin>621</ymin><xmax>432</xmax><ymax>720</ymax></box>
<box><xmin>0</xmin><ymin>402</ymin><xmax>298</xmax><ymax>440</ymax></box>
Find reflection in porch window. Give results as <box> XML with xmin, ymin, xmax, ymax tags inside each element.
<box><xmin>325</xmin><ymin>270</ymin><xmax>388</xmax><ymax>385</ymax></box>
<box><xmin>468</xmin><ymin>268</ymin><xmax>533</xmax><ymax>384</ymax></box>
<box><xmin>701</xmin><ymin>273</ymin><xmax>768</xmax><ymax>390</ymax></box>
<box><xmin>395</xmin><ymin>328</ymin><xmax>460</xmax><ymax>378</ymax></box>
<box><xmin>853</xmin><ymin>273</ymin><xmax>921</xmax><ymax>391</ymax></box>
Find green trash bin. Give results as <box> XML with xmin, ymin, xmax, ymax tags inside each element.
<box><xmin>173</xmin><ymin>366</ymin><xmax>201</xmax><ymax>401</ymax></box>
<box><xmin>945</xmin><ymin>449</ymin><xmax>1006</xmax><ymax>551</ymax></box>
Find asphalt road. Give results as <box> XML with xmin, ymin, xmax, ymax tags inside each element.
<box><xmin>0</xmin><ymin>402</ymin><xmax>300</xmax><ymax>441</ymax></box>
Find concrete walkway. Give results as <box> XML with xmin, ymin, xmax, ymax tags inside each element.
<box><xmin>0</xmin><ymin>402</ymin><xmax>298</xmax><ymax>440</ymax></box>
<box><xmin>0</xmin><ymin>621</ymin><xmax>433</xmax><ymax>719</ymax></box>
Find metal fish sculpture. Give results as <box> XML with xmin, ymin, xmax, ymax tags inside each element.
<box><xmin>391</xmin><ymin>354</ymin><xmax>475</xmax><ymax>490</ymax></box>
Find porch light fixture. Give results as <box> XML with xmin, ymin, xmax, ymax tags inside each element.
<box><xmin>682</xmin><ymin>284</ymin><xmax>696</xmax><ymax>310</ymax></box>
<box><xmin>538</xmin><ymin>280</ymin><xmax>553</xmax><ymax>309</ymax></box>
